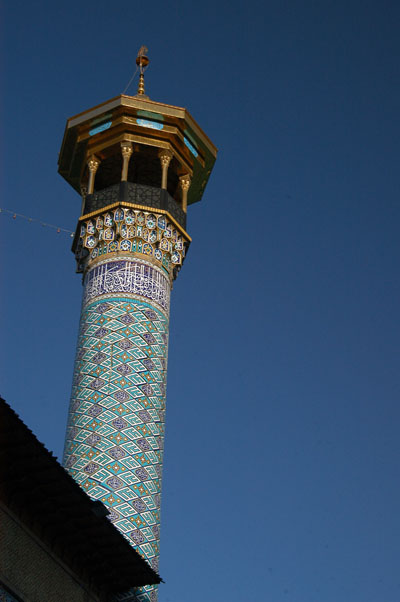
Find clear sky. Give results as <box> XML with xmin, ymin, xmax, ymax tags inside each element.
<box><xmin>1</xmin><ymin>1</ymin><xmax>400</xmax><ymax>601</ymax></box>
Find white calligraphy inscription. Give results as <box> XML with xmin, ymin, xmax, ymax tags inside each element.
<box><xmin>83</xmin><ymin>259</ymin><xmax>171</xmax><ymax>313</ymax></box>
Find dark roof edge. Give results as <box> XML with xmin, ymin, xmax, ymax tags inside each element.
<box><xmin>0</xmin><ymin>397</ymin><xmax>162</xmax><ymax>595</ymax></box>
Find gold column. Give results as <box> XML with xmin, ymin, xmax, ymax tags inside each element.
<box><xmin>179</xmin><ymin>175</ymin><xmax>191</xmax><ymax>212</ymax></box>
<box><xmin>87</xmin><ymin>156</ymin><xmax>100</xmax><ymax>195</ymax></box>
<box><xmin>159</xmin><ymin>149</ymin><xmax>173</xmax><ymax>189</ymax></box>
<box><xmin>121</xmin><ymin>142</ymin><xmax>133</xmax><ymax>182</ymax></box>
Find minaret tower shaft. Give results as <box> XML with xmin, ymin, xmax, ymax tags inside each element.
<box><xmin>59</xmin><ymin>56</ymin><xmax>217</xmax><ymax>602</ymax></box>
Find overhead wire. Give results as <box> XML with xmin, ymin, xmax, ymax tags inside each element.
<box><xmin>0</xmin><ymin>208</ymin><xmax>74</xmax><ymax>237</ymax></box>
<box><xmin>123</xmin><ymin>65</ymin><xmax>139</xmax><ymax>95</ymax></box>
<box><xmin>3</xmin><ymin>54</ymin><xmax>143</xmax><ymax>239</ymax></box>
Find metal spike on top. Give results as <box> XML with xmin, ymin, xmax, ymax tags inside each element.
<box><xmin>136</xmin><ymin>45</ymin><xmax>150</xmax><ymax>96</ymax></box>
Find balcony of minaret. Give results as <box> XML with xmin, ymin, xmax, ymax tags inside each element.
<box><xmin>59</xmin><ymin>93</ymin><xmax>217</xmax><ymax>278</ymax></box>
<box><xmin>80</xmin><ymin>142</ymin><xmax>189</xmax><ymax>230</ymax></box>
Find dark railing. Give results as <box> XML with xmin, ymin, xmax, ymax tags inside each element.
<box><xmin>84</xmin><ymin>182</ymin><xmax>186</xmax><ymax>230</ymax></box>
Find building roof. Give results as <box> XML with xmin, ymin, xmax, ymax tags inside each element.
<box><xmin>58</xmin><ymin>93</ymin><xmax>217</xmax><ymax>205</ymax></box>
<box><xmin>0</xmin><ymin>397</ymin><xmax>161</xmax><ymax>598</ymax></box>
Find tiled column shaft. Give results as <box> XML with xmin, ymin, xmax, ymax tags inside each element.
<box><xmin>63</xmin><ymin>255</ymin><xmax>171</xmax><ymax>602</ymax></box>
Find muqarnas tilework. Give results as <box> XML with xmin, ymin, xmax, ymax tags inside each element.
<box><xmin>63</xmin><ymin>257</ymin><xmax>170</xmax><ymax>602</ymax></box>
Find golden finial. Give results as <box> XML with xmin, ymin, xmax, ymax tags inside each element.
<box><xmin>136</xmin><ymin>46</ymin><xmax>150</xmax><ymax>96</ymax></box>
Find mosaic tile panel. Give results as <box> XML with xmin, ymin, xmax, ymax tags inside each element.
<box><xmin>63</xmin><ymin>257</ymin><xmax>171</xmax><ymax>602</ymax></box>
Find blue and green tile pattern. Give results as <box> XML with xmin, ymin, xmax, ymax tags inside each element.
<box><xmin>63</xmin><ymin>256</ymin><xmax>170</xmax><ymax>602</ymax></box>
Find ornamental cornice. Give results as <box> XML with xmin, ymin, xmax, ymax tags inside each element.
<box><xmin>79</xmin><ymin>201</ymin><xmax>191</xmax><ymax>243</ymax></box>
<box><xmin>76</xmin><ymin>205</ymin><xmax>190</xmax><ymax>277</ymax></box>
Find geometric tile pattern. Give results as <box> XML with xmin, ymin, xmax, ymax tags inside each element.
<box><xmin>63</xmin><ymin>257</ymin><xmax>171</xmax><ymax>602</ymax></box>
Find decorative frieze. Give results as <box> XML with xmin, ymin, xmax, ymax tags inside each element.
<box><xmin>83</xmin><ymin>257</ymin><xmax>171</xmax><ymax>315</ymax></box>
<box><xmin>78</xmin><ymin>206</ymin><xmax>189</xmax><ymax>275</ymax></box>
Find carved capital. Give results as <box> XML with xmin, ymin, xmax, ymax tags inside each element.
<box><xmin>158</xmin><ymin>149</ymin><xmax>173</xmax><ymax>169</ymax></box>
<box><xmin>179</xmin><ymin>174</ymin><xmax>191</xmax><ymax>192</ymax></box>
<box><xmin>87</xmin><ymin>156</ymin><xmax>100</xmax><ymax>174</ymax></box>
<box><xmin>121</xmin><ymin>142</ymin><xmax>133</xmax><ymax>160</ymax></box>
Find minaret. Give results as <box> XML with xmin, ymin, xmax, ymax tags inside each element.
<box><xmin>59</xmin><ymin>50</ymin><xmax>217</xmax><ymax>602</ymax></box>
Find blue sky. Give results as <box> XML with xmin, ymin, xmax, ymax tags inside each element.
<box><xmin>1</xmin><ymin>1</ymin><xmax>400</xmax><ymax>600</ymax></box>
